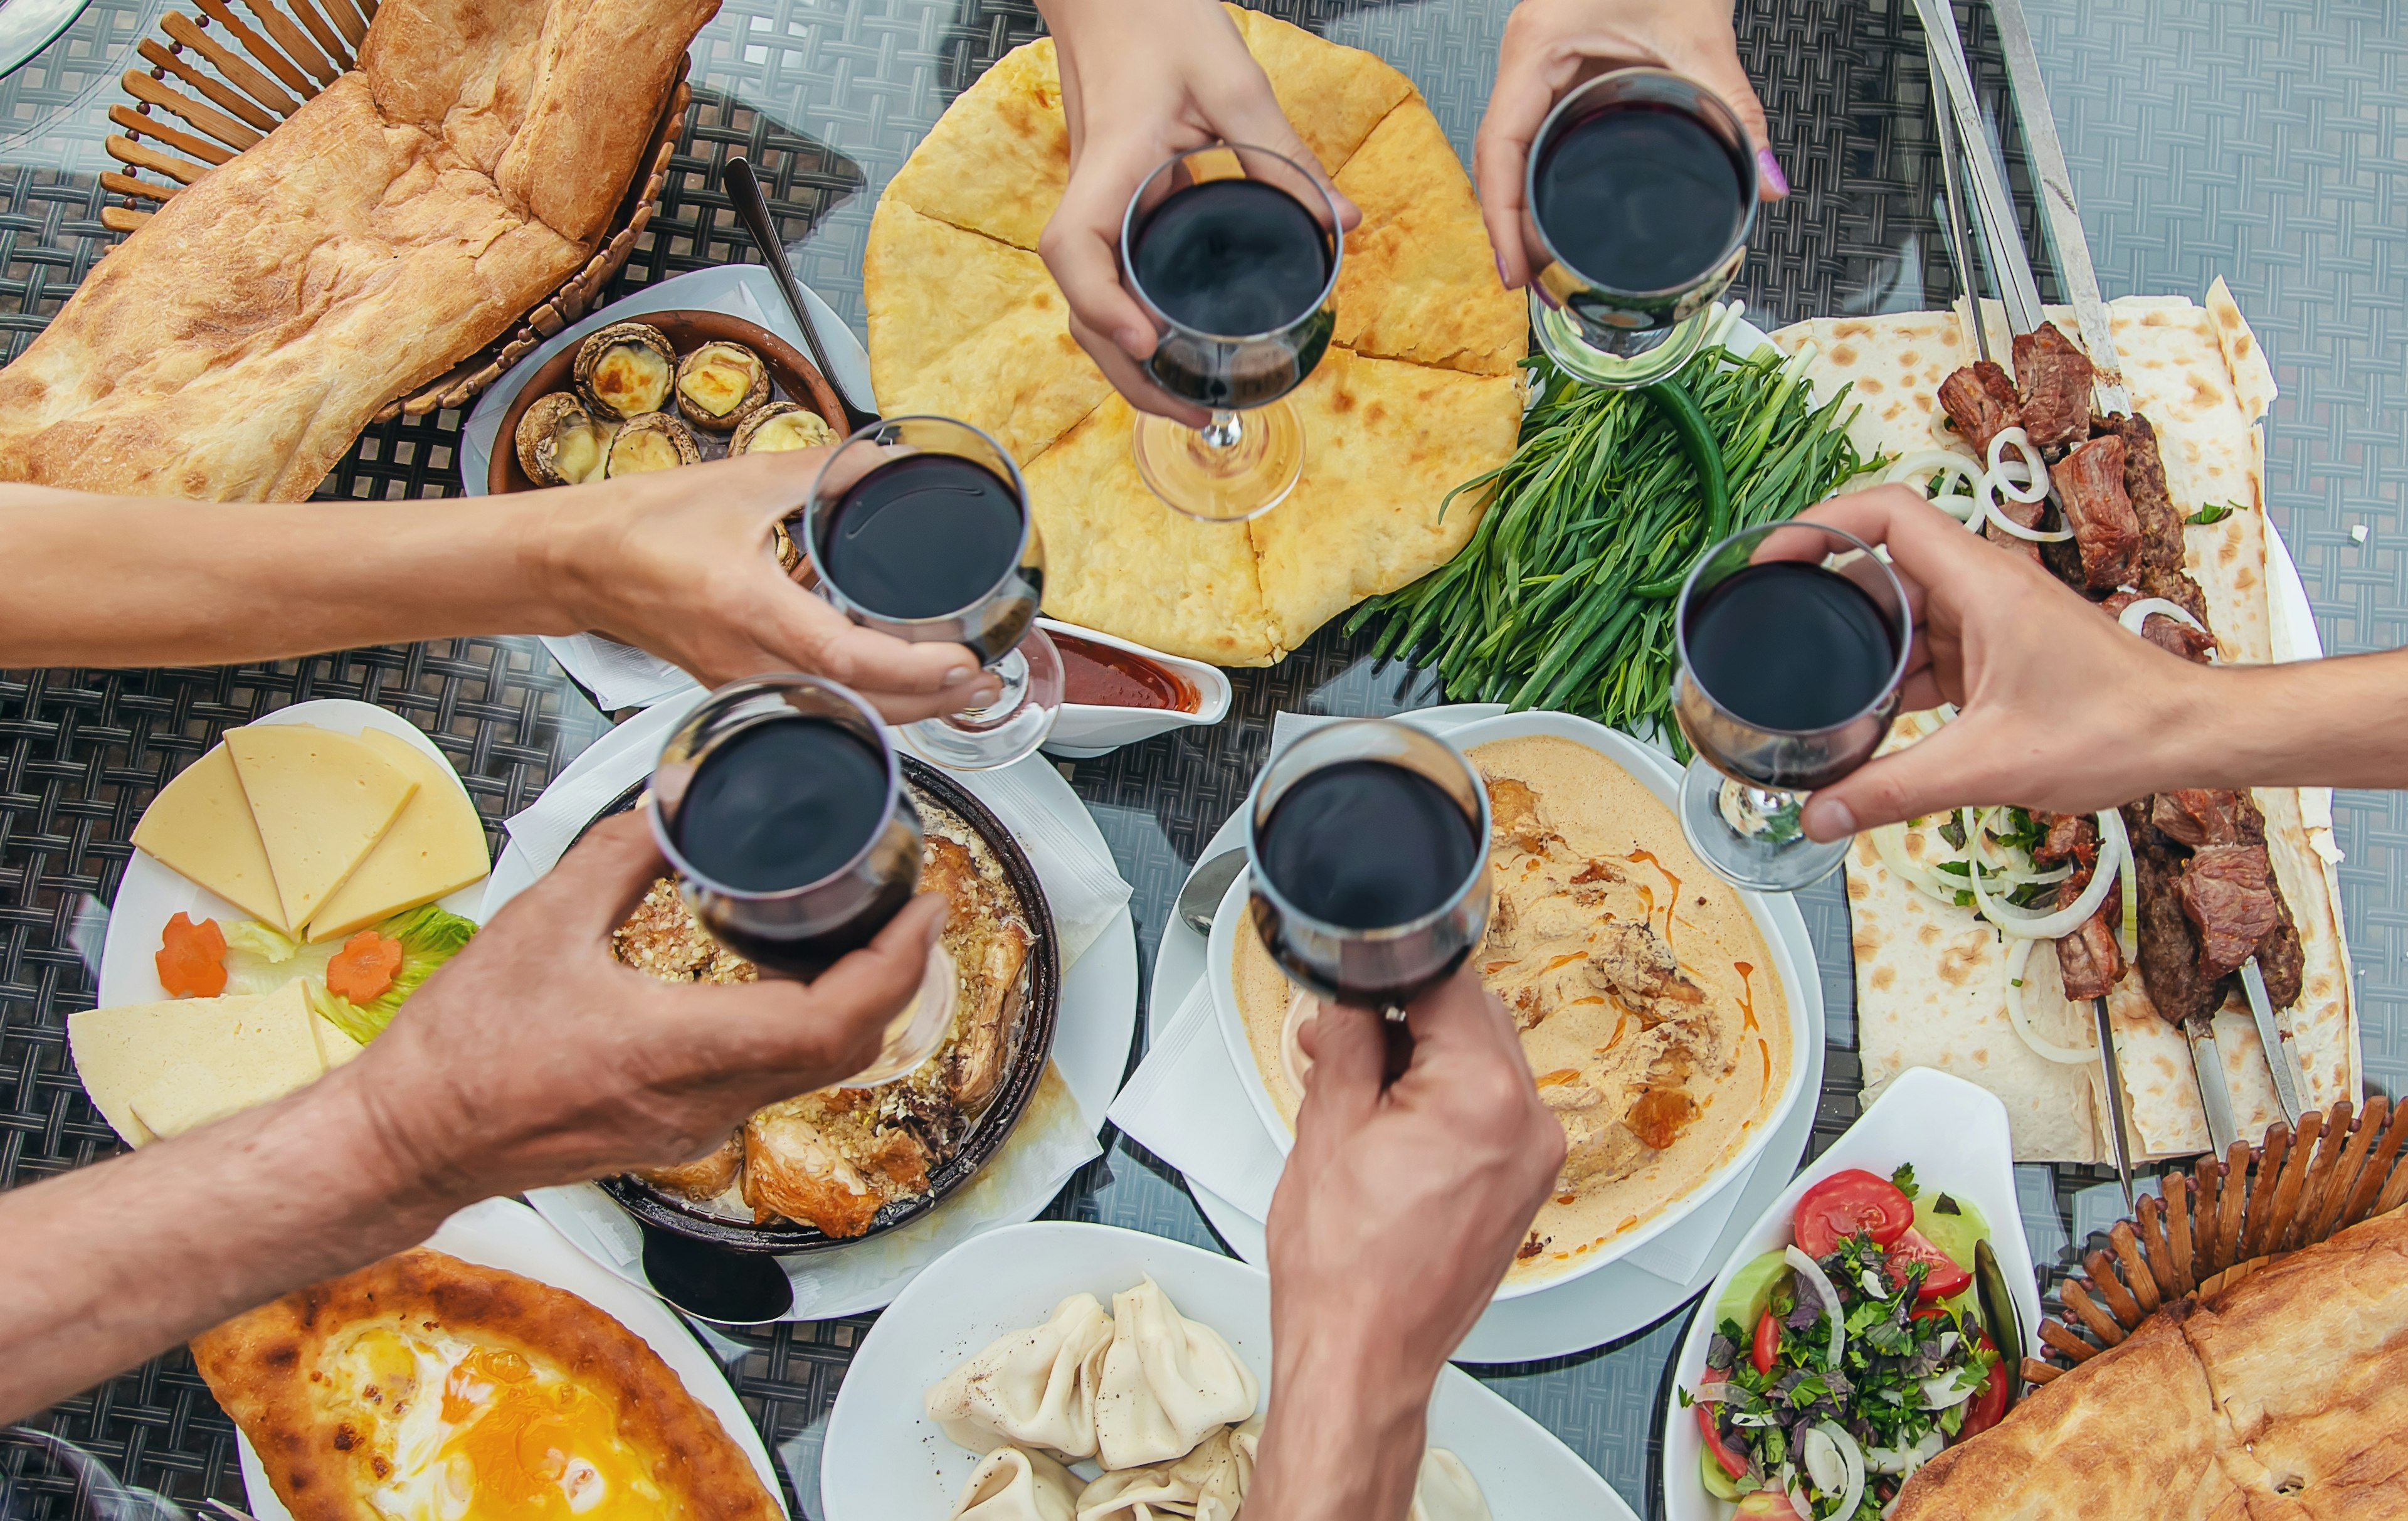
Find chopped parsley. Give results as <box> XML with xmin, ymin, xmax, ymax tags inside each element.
<box><xmin>1890</xmin><ymin>1163</ymin><xmax>1918</xmax><ymax>1200</ymax></box>
<box><xmin>2189</xmin><ymin>502</ymin><xmax>2239</xmax><ymax>526</ymax></box>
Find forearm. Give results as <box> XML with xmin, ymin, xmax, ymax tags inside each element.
<box><xmin>0</xmin><ymin>484</ymin><xmax>580</xmax><ymax>669</ymax></box>
<box><xmin>1248</xmin><ymin>1325</ymin><xmax>1433</xmax><ymax>1521</ymax></box>
<box><xmin>0</xmin><ymin>1065</ymin><xmax>453</xmax><ymax>1423</ymax></box>
<box><xmin>2151</xmin><ymin>647</ymin><xmax>2408</xmax><ymax>795</ymax></box>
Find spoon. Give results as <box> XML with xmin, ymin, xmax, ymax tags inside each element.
<box><xmin>1176</xmin><ymin>847</ymin><xmax>1247</xmax><ymax>935</ymax></box>
<box><xmin>720</xmin><ymin>155</ymin><xmax>879</xmax><ymax>431</ymax></box>
<box><xmin>1973</xmin><ymin>1237</ymin><xmax>2025</xmax><ymax>1412</ymax></box>
<box><xmin>638</xmin><ymin>1222</ymin><xmax>795</xmax><ymax>1325</ymax></box>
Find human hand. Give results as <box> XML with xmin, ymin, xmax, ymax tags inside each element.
<box><xmin>342</xmin><ymin>812</ymin><xmax>946</xmax><ymax>1203</ymax></box>
<box><xmin>1476</xmin><ymin>0</ymin><xmax>1783</xmax><ymax>293</ymax></box>
<box><xmin>1250</xmin><ymin>970</ymin><xmax>1563</xmax><ymax>1521</ymax></box>
<box><xmin>537</xmin><ymin>449</ymin><xmax>1000</xmax><ymax>721</ymax></box>
<box><xmin>1789</xmin><ymin>485</ymin><xmax>2217</xmax><ymax>841</ymax></box>
<box><xmin>1036</xmin><ymin>0</ymin><xmax>1360</xmax><ymax>425</ymax></box>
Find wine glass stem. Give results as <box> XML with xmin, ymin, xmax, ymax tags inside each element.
<box><xmin>953</xmin><ymin>646</ymin><xmax>1029</xmax><ymax>726</ymax></box>
<box><xmin>1201</xmin><ymin>410</ymin><xmax>1244</xmax><ymax>449</ymax></box>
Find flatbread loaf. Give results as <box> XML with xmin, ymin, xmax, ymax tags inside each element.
<box><xmin>1896</xmin><ymin>1207</ymin><xmax>2408</xmax><ymax>1520</ymax></box>
<box><xmin>0</xmin><ymin>0</ymin><xmax>714</xmax><ymax>501</ymax></box>
<box><xmin>193</xmin><ymin>1248</ymin><xmax>781</xmax><ymax>1521</ymax></box>
<box><xmin>868</xmin><ymin>16</ymin><xmax>1526</xmax><ymax>665</ymax></box>
<box><xmin>1780</xmin><ymin>289</ymin><xmax>2356</xmax><ymax>1160</ymax></box>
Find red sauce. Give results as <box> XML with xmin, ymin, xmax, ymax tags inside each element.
<box><xmin>1734</xmin><ymin>960</ymin><xmax>1758</xmax><ymax>1032</ymax></box>
<box><xmin>1625</xmin><ymin>848</ymin><xmax>1683</xmax><ymax>941</ymax></box>
<box><xmin>1053</xmin><ymin>632</ymin><xmax>1197</xmax><ymax>712</ymax></box>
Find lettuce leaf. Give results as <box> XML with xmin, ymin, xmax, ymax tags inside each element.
<box><xmin>311</xmin><ymin>904</ymin><xmax>480</xmax><ymax>1043</ymax></box>
<box><xmin>222</xmin><ymin>921</ymin><xmax>336</xmax><ymax>998</ymax></box>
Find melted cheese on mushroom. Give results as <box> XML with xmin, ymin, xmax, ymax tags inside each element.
<box><xmin>588</xmin><ymin>343</ymin><xmax>673</xmax><ymax>416</ymax></box>
<box><xmin>552</xmin><ymin>416</ymin><xmax>611</xmax><ymax>484</ymax></box>
<box><xmin>606</xmin><ymin>425</ymin><xmax>686</xmax><ymax>476</ymax></box>
<box><xmin>743</xmin><ymin>410</ymin><xmax>837</xmax><ymax>452</ymax></box>
<box><xmin>677</xmin><ymin>344</ymin><xmax>761</xmax><ymax>418</ymax></box>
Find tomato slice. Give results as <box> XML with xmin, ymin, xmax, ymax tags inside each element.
<box><xmin>1751</xmin><ymin>1309</ymin><xmax>1780</xmax><ymax>1376</ymax></box>
<box><xmin>1694</xmin><ymin>1388</ymin><xmax>1750</xmax><ymax>1480</ymax></box>
<box><xmin>1886</xmin><ymin>1226</ymin><xmax>1974</xmax><ymax>1301</ymax></box>
<box><xmin>1793</xmin><ymin>1169</ymin><xmax>1916</xmax><ymax>1258</ymax></box>
<box><xmin>1958</xmin><ymin>1333</ymin><xmax>2007</xmax><ymax>1439</ymax></box>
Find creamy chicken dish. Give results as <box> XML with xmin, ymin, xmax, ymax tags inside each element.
<box><xmin>1235</xmin><ymin>734</ymin><xmax>1790</xmax><ymax>1285</ymax></box>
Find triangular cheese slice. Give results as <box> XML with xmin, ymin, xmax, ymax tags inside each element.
<box><xmin>68</xmin><ymin>982</ymin><xmax>322</xmax><ymax>1146</ymax></box>
<box><xmin>311</xmin><ymin>1012</ymin><xmax>366</xmax><ymax>1069</ymax></box>
<box><xmin>225</xmin><ymin>724</ymin><xmax>418</xmax><ymax>935</ymax></box>
<box><xmin>130</xmin><ymin>745</ymin><xmax>289</xmax><ymax>933</ymax></box>
<box><xmin>307</xmin><ymin>728</ymin><xmax>491</xmax><ymax>942</ymax></box>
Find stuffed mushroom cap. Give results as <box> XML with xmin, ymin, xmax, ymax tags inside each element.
<box><xmin>731</xmin><ymin>401</ymin><xmax>840</xmax><ymax>455</ymax></box>
<box><xmin>675</xmin><ymin>341</ymin><xmax>771</xmax><ymax>431</ymax></box>
<box><xmin>602</xmin><ymin>411</ymin><xmax>700</xmax><ymax>477</ymax></box>
<box><xmin>573</xmin><ymin>322</ymin><xmax>678</xmax><ymax>421</ymax></box>
<box><xmin>514</xmin><ymin>391</ymin><xmax>613</xmax><ymax>485</ymax></box>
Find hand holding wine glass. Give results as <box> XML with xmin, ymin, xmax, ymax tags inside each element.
<box><xmin>1033</xmin><ymin>0</ymin><xmax>1358</xmax><ymax>427</ymax></box>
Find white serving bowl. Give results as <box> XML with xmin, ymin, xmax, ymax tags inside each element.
<box><xmin>1037</xmin><ymin>617</ymin><xmax>1232</xmax><ymax>759</ymax></box>
<box><xmin>1207</xmin><ymin>708</ymin><xmax>1817</xmax><ymax>1301</ymax></box>
<box><xmin>1657</xmin><ymin>1066</ymin><xmax>2041</xmax><ymax>1521</ymax></box>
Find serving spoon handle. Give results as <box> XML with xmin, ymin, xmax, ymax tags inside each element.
<box><xmin>721</xmin><ymin>156</ymin><xmax>879</xmax><ymax>432</ymax></box>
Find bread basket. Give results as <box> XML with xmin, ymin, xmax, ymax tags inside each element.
<box><xmin>98</xmin><ymin>0</ymin><xmax>685</xmax><ymax>423</ymax></box>
<box><xmin>2023</xmin><ymin>1096</ymin><xmax>2408</xmax><ymax>1389</ymax></box>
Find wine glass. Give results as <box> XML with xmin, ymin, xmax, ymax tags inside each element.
<box><xmin>1244</xmin><ymin>719</ymin><xmax>1492</xmax><ymax>1027</ymax></box>
<box><xmin>1120</xmin><ymin>143</ymin><xmax>1344</xmax><ymax>522</ymax></box>
<box><xmin>803</xmin><ymin>415</ymin><xmax>1063</xmax><ymax>770</ymax></box>
<box><xmin>1522</xmin><ymin>68</ymin><xmax>1759</xmax><ymax>390</ymax></box>
<box><xmin>1672</xmin><ymin>522</ymin><xmax>1913</xmax><ymax>892</ymax></box>
<box><xmin>647</xmin><ymin>674</ymin><xmax>954</xmax><ymax>1086</ymax></box>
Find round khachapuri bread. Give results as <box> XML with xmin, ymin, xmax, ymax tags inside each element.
<box><xmin>864</xmin><ymin>7</ymin><xmax>1528</xmax><ymax>666</ymax></box>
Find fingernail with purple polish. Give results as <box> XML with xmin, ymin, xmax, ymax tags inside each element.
<box><xmin>1756</xmin><ymin>146</ymin><xmax>1790</xmax><ymax>199</ymax></box>
<box><xmin>1494</xmin><ymin>250</ymin><xmax>1510</xmax><ymax>288</ymax></box>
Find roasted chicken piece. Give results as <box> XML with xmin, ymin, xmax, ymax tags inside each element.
<box><xmin>1486</xmin><ymin>777</ymin><xmax>1559</xmax><ymax>854</ymax></box>
<box><xmin>1583</xmin><ymin>921</ymin><xmax>1706</xmax><ymax>1020</ymax></box>
<box><xmin>742</xmin><ymin>1092</ymin><xmax>932</xmax><ymax>1239</ymax></box>
<box><xmin>921</xmin><ymin>835</ymin><xmax>1033</xmax><ymax>1112</ymax></box>
<box><xmin>638</xmin><ymin>1131</ymin><xmax>743</xmax><ymax>1202</ymax></box>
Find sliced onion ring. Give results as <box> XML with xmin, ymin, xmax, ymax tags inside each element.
<box><xmin>1967</xmin><ymin>808</ymin><xmax>2128</xmax><ymax>941</ymax></box>
<box><xmin>1786</xmin><ymin>1245</ymin><xmax>1847</xmax><ymax>1370</ymax></box>
<box><xmin>1871</xmin><ymin>820</ymin><xmax>1962</xmax><ymax>904</ymax></box>
<box><xmin>1691</xmin><ymin>1379</ymin><xmax>1729</xmax><ymax>1404</ymax></box>
<box><xmin>1981</xmin><ymin>482</ymin><xmax>2074</xmax><ymax>542</ymax></box>
<box><xmin>1819</xmin><ymin>1421</ymin><xmax>1868</xmax><ymax>1520</ymax></box>
<box><xmin>2116</xmin><ymin>596</ymin><xmax>2209</xmax><ymax>637</ymax></box>
<box><xmin>1987</xmin><ymin>426</ymin><xmax>2052</xmax><ymax>503</ymax></box>
<box><xmin>2005</xmin><ymin>935</ymin><xmax>2098</xmax><ymax>1064</ymax></box>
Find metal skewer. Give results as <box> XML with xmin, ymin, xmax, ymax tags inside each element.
<box><xmin>2242</xmin><ymin>958</ymin><xmax>2308</xmax><ymax>1126</ymax></box>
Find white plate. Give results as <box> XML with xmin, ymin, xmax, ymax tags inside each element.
<box><xmin>1207</xmin><ymin>709</ymin><xmax>1817</xmax><ymax>1300</ymax></box>
<box><xmin>1037</xmin><ymin>617</ymin><xmax>1233</xmax><ymax>759</ymax></box>
<box><xmin>487</xmin><ymin>708</ymin><xmax>1141</xmax><ymax>1319</ymax></box>
<box><xmin>233</xmin><ymin>1196</ymin><xmax>788</xmax><ymax>1520</ymax></box>
<box><xmin>1154</xmin><ymin>705</ymin><xmax>1825</xmax><ymax>1360</ymax></box>
<box><xmin>97</xmin><ymin>699</ymin><xmax>490</xmax><ymax>1014</ymax></box>
<box><xmin>1657</xmin><ymin>1067</ymin><xmax>2039</xmax><ymax>1521</ymax></box>
<box><xmin>818</xmin><ymin>1221</ymin><xmax>1639</xmax><ymax>1521</ymax></box>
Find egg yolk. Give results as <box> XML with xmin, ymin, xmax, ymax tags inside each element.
<box><xmin>435</xmin><ymin>1349</ymin><xmax>656</xmax><ymax>1519</ymax></box>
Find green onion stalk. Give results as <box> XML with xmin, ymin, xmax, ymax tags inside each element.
<box><xmin>1348</xmin><ymin>336</ymin><xmax>1885</xmax><ymax>757</ymax></box>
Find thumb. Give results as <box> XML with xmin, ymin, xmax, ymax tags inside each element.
<box><xmin>1801</xmin><ymin>710</ymin><xmax>2014</xmax><ymax>840</ymax></box>
<box><xmin>1295</xmin><ymin>999</ymin><xmax>1384</xmax><ymax>1130</ymax></box>
<box><xmin>1679</xmin><ymin>46</ymin><xmax>1783</xmax><ymax>199</ymax></box>
<box><xmin>523</xmin><ymin>810</ymin><xmax>672</xmax><ymax>940</ymax></box>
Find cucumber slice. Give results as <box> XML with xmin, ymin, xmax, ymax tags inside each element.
<box><xmin>1914</xmin><ymin>1192</ymin><xmax>1991</xmax><ymax>1271</ymax></box>
<box><xmin>1701</xmin><ymin>1441</ymin><xmax>1746</xmax><ymax>1501</ymax></box>
<box><xmin>1715</xmin><ymin>1249</ymin><xmax>1792</xmax><ymax>1335</ymax></box>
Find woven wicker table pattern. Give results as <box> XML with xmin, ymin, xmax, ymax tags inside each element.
<box><xmin>1</xmin><ymin>2</ymin><xmax>2403</xmax><ymax>1518</ymax></box>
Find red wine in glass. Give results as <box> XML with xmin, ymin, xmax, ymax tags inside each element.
<box><xmin>1131</xmin><ymin>177</ymin><xmax>1334</xmax><ymax>408</ymax></box>
<box><xmin>816</xmin><ymin>452</ymin><xmax>1040</xmax><ymax>664</ymax></box>
<box><xmin>1681</xmin><ymin>561</ymin><xmax>1901</xmax><ymax>787</ymax></box>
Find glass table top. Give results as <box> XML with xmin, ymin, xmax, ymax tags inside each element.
<box><xmin>3</xmin><ymin>1</ymin><xmax>2404</xmax><ymax>1517</ymax></box>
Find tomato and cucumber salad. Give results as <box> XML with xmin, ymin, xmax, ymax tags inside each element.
<box><xmin>1684</xmin><ymin>1165</ymin><xmax>2005</xmax><ymax>1518</ymax></box>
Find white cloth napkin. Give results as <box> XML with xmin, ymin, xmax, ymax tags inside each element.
<box><xmin>546</xmin><ymin>639</ymin><xmax>702</xmax><ymax>714</ymax></box>
<box><xmin>502</xmin><ymin>696</ymin><xmax>1131</xmax><ymax>969</ymax></box>
<box><xmin>1112</xmin><ymin>706</ymin><xmax>1755</xmax><ymax>1290</ymax></box>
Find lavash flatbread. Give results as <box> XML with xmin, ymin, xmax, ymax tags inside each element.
<box><xmin>867</xmin><ymin>18</ymin><xmax>1524</xmax><ymax>666</ymax></box>
<box><xmin>1778</xmin><ymin>292</ymin><xmax>2357</xmax><ymax>1160</ymax></box>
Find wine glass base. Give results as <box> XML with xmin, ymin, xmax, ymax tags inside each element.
<box><xmin>832</xmin><ymin>941</ymin><xmax>958</xmax><ymax>1088</ymax></box>
<box><xmin>1676</xmin><ymin>755</ymin><xmax>1849</xmax><ymax>893</ymax></box>
<box><xmin>1531</xmin><ymin>292</ymin><xmax>1709</xmax><ymax>390</ymax></box>
<box><xmin>1131</xmin><ymin>401</ymin><xmax>1303</xmax><ymax>522</ymax></box>
<box><xmin>902</xmin><ymin>628</ymin><xmax>1064</xmax><ymax>770</ymax></box>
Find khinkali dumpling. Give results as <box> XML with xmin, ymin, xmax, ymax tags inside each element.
<box><xmin>1094</xmin><ymin>1278</ymin><xmax>1262</xmax><ymax>1470</ymax></box>
<box><xmin>1407</xmin><ymin>1449</ymin><xmax>1491</xmax><ymax>1521</ymax></box>
<box><xmin>1075</xmin><ymin>1416</ymin><xmax>1260</xmax><ymax>1521</ymax></box>
<box><xmin>948</xmin><ymin>1447</ymin><xmax>1080</xmax><ymax>1521</ymax></box>
<box><xmin>927</xmin><ymin>1293</ymin><xmax>1116</xmax><ymax>1460</ymax></box>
